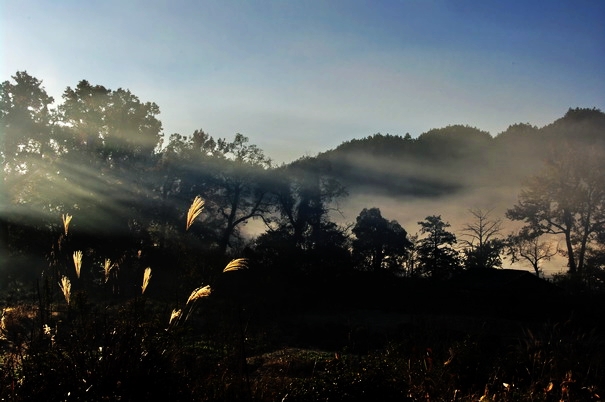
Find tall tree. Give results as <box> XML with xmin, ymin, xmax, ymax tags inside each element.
<box><xmin>156</xmin><ymin>131</ymin><xmax>274</xmax><ymax>256</ymax></box>
<box><xmin>352</xmin><ymin>207</ymin><xmax>412</xmax><ymax>272</ymax></box>
<box><xmin>416</xmin><ymin>215</ymin><xmax>460</xmax><ymax>279</ymax></box>
<box><xmin>270</xmin><ymin>157</ymin><xmax>347</xmax><ymax>250</ymax></box>
<box><xmin>254</xmin><ymin>158</ymin><xmax>349</xmax><ymax>273</ymax></box>
<box><xmin>60</xmin><ymin>80</ymin><xmax>162</xmax><ymax>160</ymax></box>
<box><xmin>51</xmin><ymin>79</ymin><xmax>164</xmax><ymax>236</ymax></box>
<box><xmin>506</xmin><ymin>144</ymin><xmax>605</xmax><ymax>275</ymax></box>
<box><xmin>1</xmin><ymin>71</ymin><xmax>56</xmax><ymax>171</ymax></box>
<box><xmin>1</xmin><ymin>72</ymin><xmax>59</xmax><ymax>263</ymax></box>
<box><xmin>460</xmin><ymin>209</ymin><xmax>504</xmax><ymax>270</ymax></box>
<box><xmin>1</xmin><ymin>72</ymin><xmax>58</xmax><ymax>209</ymax></box>
<box><xmin>213</xmin><ymin>134</ymin><xmax>273</xmax><ymax>255</ymax></box>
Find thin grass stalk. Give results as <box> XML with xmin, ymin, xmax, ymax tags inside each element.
<box><xmin>186</xmin><ymin>196</ymin><xmax>205</xmax><ymax>231</ymax></box>
<box><xmin>141</xmin><ymin>267</ymin><xmax>152</xmax><ymax>294</ymax></box>
<box><xmin>180</xmin><ymin>285</ymin><xmax>212</xmax><ymax>324</ymax></box>
<box><xmin>73</xmin><ymin>251</ymin><xmax>83</xmax><ymax>278</ymax></box>
<box><xmin>221</xmin><ymin>258</ymin><xmax>253</xmax><ymax>398</ymax></box>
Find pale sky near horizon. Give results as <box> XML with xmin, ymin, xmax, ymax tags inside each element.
<box><xmin>2</xmin><ymin>0</ymin><xmax>604</xmax><ymax>164</ymax></box>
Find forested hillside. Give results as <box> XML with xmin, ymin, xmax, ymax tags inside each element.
<box><xmin>2</xmin><ymin>71</ymin><xmax>605</xmax><ymax>281</ymax></box>
<box><xmin>2</xmin><ymin>72</ymin><xmax>605</xmax><ymax>401</ymax></box>
<box><xmin>313</xmin><ymin>108</ymin><xmax>605</xmax><ymax>198</ymax></box>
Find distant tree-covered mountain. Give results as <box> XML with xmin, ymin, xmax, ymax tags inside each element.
<box><xmin>301</xmin><ymin>108</ymin><xmax>605</xmax><ymax>198</ymax></box>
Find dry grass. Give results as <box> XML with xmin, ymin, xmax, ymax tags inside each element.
<box><xmin>0</xmin><ymin>308</ymin><xmax>10</xmax><ymax>339</ymax></box>
<box><xmin>58</xmin><ymin>276</ymin><xmax>71</xmax><ymax>305</ymax></box>
<box><xmin>73</xmin><ymin>250</ymin><xmax>83</xmax><ymax>278</ymax></box>
<box><xmin>141</xmin><ymin>267</ymin><xmax>152</xmax><ymax>294</ymax></box>
<box><xmin>62</xmin><ymin>213</ymin><xmax>72</xmax><ymax>236</ymax></box>
<box><xmin>103</xmin><ymin>258</ymin><xmax>113</xmax><ymax>283</ymax></box>
<box><xmin>186</xmin><ymin>285</ymin><xmax>212</xmax><ymax>305</ymax></box>
<box><xmin>186</xmin><ymin>196</ymin><xmax>205</xmax><ymax>231</ymax></box>
<box><xmin>169</xmin><ymin>309</ymin><xmax>182</xmax><ymax>325</ymax></box>
<box><xmin>223</xmin><ymin>258</ymin><xmax>250</xmax><ymax>273</ymax></box>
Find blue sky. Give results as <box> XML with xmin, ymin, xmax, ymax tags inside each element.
<box><xmin>2</xmin><ymin>0</ymin><xmax>604</xmax><ymax>163</ymax></box>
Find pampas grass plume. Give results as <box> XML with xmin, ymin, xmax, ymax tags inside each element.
<box><xmin>186</xmin><ymin>285</ymin><xmax>211</xmax><ymax>305</ymax></box>
<box><xmin>186</xmin><ymin>196</ymin><xmax>205</xmax><ymax>231</ymax></box>
<box><xmin>141</xmin><ymin>267</ymin><xmax>152</xmax><ymax>294</ymax></box>
<box><xmin>59</xmin><ymin>276</ymin><xmax>71</xmax><ymax>305</ymax></box>
<box><xmin>103</xmin><ymin>258</ymin><xmax>113</xmax><ymax>283</ymax></box>
<box><xmin>73</xmin><ymin>251</ymin><xmax>83</xmax><ymax>278</ymax></box>
<box><xmin>223</xmin><ymin>258</ymin><xmax>250</xmax><ymax>273</ymax></box>
<box><xmin>169</xmin><ymin>309</ymin><xmax>182</xmax><ymax>325</ymax></box>
<box><xmin>62</xmin><ymin>213</ymin><xmax>72</xmax><ymax>236</ymax></box>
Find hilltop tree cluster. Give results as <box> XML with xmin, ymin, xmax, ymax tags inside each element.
<box><xmin>2</xmin><ymin>71</ymin><xmax>605</xmax><ymax>289</ymax></box>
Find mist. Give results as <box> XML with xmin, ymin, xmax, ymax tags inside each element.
<box><xmin>2</xmin><ymin>71</ymin><xmax>604</xmax><ymax>287</ymax></box>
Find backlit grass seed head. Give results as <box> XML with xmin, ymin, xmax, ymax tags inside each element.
<box><xmin>103</xmin><ymin>258</ymin><xmax>113</xmax><ymax>283</ymax></box>
<box><xmin>62</xmin><ymin>213</ymin><xmax>72</xmax><ymax>236</ymax></box>
<box><xmin>186</xmin><ymin>285</ymin><xmax>212</xmax><ymax>305</ymax></box>
<box><xmin>73</xmin><ymin>251</ymin><xmax>83</xmax><ymax>278</ymax></box>
<box><xmin>59</xmin><ymin>276</ymin><xmax>71</xmax><ymax>305</ymax></box>
<box><xmin>169</xmin><ymin>309</ymin><xmax>182</xmax><ymax>325</ymax></box>
<box><xmin>186</xmin><ymin>196</ymin><xmax>205</xmax><ymax>231</ymax></box>
<box><xmin>141</xmin><ymin>267</ymin><xmax>152</xmax><ymax>294</ymax></box>
<box><xmin>223</xmin><ymin>258</ymin><xmax>250</xmax><ymax>273</ymax></box>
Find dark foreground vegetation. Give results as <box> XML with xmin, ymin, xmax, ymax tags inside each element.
<box><xmin>2</xmin><ymin>72</ymin><xmax>605</xmax><ymax>400</ymax></box>
<box><xmin>1</xmin><ymin>261</ymin><xmax>604</xmax><ymax>401</ymax></box>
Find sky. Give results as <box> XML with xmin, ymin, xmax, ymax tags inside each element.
<box><xmin>2</xmin><ymin>0</ymin><xmax>605</xmax><ymax>164</ymax></box>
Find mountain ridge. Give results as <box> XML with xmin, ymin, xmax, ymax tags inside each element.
<box><xmin>292</xmin><ymin>108</ymin><xmax>605</xmax><ymax>199</ymax></box>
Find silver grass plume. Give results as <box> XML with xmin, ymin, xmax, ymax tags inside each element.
<box><xmin>73</xmin><ymin>251</ymin><xmax>83</xmax><ymax>278</ymax></box>
<box><xmin>59</xmin><ymin>276</ymin><xmax>71</xmax><ymax>305</ymax></box>
<box><xmin>62</xmin><ymin>213</ymin><xmax>72</xmax><ymax>236</ymax></box>
<box><xmin>186</xmin><ymin>196</ymin><xmax>205</xmax><ymax>231</ymax></box>
<box><xmin>141</xmin><ymin>267</ymin><xmax>152</xmax><ymax>294</ymax></box>
<box><xmin>223</xmin><ymin>258</ymin><xmax>250</xmax><ymax>273</ymax></box>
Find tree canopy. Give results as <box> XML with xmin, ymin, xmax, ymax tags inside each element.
<box><xmin>2</xmin><ymin>70</ymin><xmax>605</xmax><ymax>287</ymax></box>
<box><xmin>507</xmin><ymin>144</ymin><xmax>605</xmax><ymax>275</ymax></box>
<box><xmin>352</xmin><ymin>207</ymin><xmax>412</xmax><ymax>272</ymax></box>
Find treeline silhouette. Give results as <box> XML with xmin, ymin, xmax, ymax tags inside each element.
<box><xmin>2</xmin><ymin>72</ymin><xmax>605</xmax><ymax>290</ymax></box>
<box><xmin>2</xmin><ymin>71</ymin><xmax>605</xmax><ymax>401</ymax></box>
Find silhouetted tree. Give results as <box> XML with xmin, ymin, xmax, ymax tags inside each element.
<box><xmin>506</xmin><ymin>229</ymin><xmax>558</xmax><ymax>276</ymax></box>
<box><xmin>351</xmin><ymin>208</ymin><xmax>412</xmax><ymax>272</ymax></box>
<box><xmin>255</xmin><ymin>158</ymin><xmax>349</xmax><ymax>273</ymax></box>
<box><xmin>271</xmin><ymin>157</ymin><xmax>347</xmax><ymax>250</ymax></box>
<box><xmin>155</xmin><ymin>130</ymin><xmax>220</xmax><ymax>246</ymax></box>
<box><xmin>213</xmin><ymin>134</ymin><xmax>273</xmax><ymax>255</ymax></box>
<box><xmin>1</xmin><ymin>72</ymin><xmax>61</xmax><ymax>264</ymax></box>
<box><xmin>461</xmin><ymin>209</ymin><xmax>504</xmax><ymax>270</ymax></box>
<box><xmin>416</xmin><ymin>215</ymin><xmax>460</xmax><ymax>279</ymax></box>
<box><xmin>60</xmin><ymin>80</ymin><xmax>162</xmax><ymax>160</ymax></box>
<box><xmin>506</xmin><ymin>144</ymin><xmax>605</xmax><ymax>275</ymax></box>
<box><xmin>57</xmin><ymin>79</ymin><xmax>163</xmax><ymax>236</ymax></box>
<box><xmin>401</xmin><ymin>233</ymin><xmax>420</xmax><ymax>277</ymax></box>
<box><xmin>1</xmin><ymin>71</ymin><xmax>57</xmax><ymax>165</ymax></box>
<box><xmin>156</xmin><ymin>131</ymin><xmax>273</xmax><ymax>256</ymax></box>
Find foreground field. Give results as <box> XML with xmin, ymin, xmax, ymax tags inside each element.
<box><xmin>1</xmin><ymin>270</ymin><xmax>604</xmax><ymax>401</ymax></box>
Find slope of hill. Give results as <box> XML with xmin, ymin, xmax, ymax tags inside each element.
<box><xmin>311</xmin><ymin>108</ymin><xmax>605</xmax><ymax>199</ymax></box>
<box><xmin>283</xmin><ymin>108</ymin><xmax>605</xmax><ymax>276</ymax></box>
